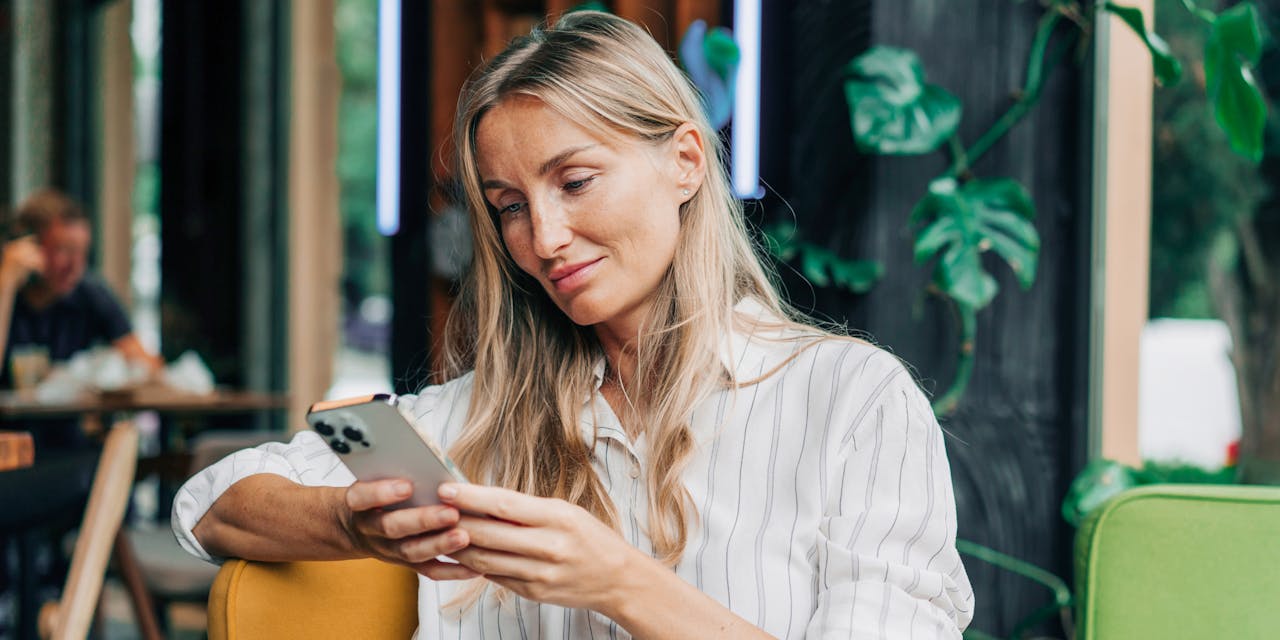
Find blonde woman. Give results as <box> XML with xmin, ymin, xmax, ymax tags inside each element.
<box><xmin>175</xmin><ymin>11</ymin><xmax>973</xmax><ymax>638</ymax></box>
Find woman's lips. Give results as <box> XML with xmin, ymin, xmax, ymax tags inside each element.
<box><xmin>549</xmin><ymin>257</ymin><xmax>604</xmax><ymax>293</ymax></box>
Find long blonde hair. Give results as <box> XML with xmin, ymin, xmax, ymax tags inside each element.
<box><xmin>445</xmin><ymin>10</ymin><xmax>806</xmax><ymax>571</ymax></box>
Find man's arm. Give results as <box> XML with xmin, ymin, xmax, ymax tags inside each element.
<box><xmin>0</xmin><ymin>237</ymin><xmax>44</xmax><ymax>369</ymax></box>
<box><xmin>75</xmin><ymin>274</ymin><xmax>162</xmax><ymax>372</ymax></box>
<box><xmin>112</xmin><ymin>333</ymin><xmax>163</xmax><ymax>372</ymax></box>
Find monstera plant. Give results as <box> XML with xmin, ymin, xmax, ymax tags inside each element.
<box><xmin>680</xmin><ymin>0</ymin><xmax>1266</xmax><ymax>417</ymax></box>
<box><xmin>820</xmin><ymin>0</ymin><xmax>1269</xmax><ymax>414</ymax></box>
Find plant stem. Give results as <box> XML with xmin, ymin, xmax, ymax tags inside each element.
<box><xmin>955</xmin><ymin>538</ymin><xmax>1073</xmax><ymax>604</ymax></box>
<box><xmin>933</xmin><ymin>300</ymin><xmax>976</xmax><ymax>415</ymax></box>
<box><xmin>957</xmin><ymin>537</ymin><xmax>1076</xmax><ymax>638</ymax></box>
<box><xmin>947</xmin><ymin>10</ymin><xmax>1063</xmax><ymax>178</ymax></box>
<box><xmin>947</xmin><ymin>135</ymin><xmax>970</xmax><ymax>176</ymax></box>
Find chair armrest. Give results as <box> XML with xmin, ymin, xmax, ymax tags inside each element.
<box><xmin>208</xmin><ymin>558</ymin><xmax>419</xmax><ymax>640</ymax></box>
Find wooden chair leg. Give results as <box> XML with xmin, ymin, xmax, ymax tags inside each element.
<box><xmin>113</xmin><ymin>531</ymin><xmax>164</xmax><ymax>640</ymax></box>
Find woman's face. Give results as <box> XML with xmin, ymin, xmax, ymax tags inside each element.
<box><xmin>475</xmin><ymin>96</ymin><xmax>702</xmax><ymax>336</ymax></box>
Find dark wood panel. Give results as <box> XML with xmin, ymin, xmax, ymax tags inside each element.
<box><xmin>763</xmin><ymin>0</ymin><xmax>1091</xmax><ymax>633</ymax></box>
<box><xmin>159</xmin><ymin>0</ymin><xmax>246</xmax><ymax>386</ymax></box>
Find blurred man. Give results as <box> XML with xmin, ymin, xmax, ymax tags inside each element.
<box><xmin>0</xmin><ymin>189</ymin><xmax>164</xmax><ymax>637</ymax></box>
<box><xmin>0</xmin><ymin>188</ymin><xmax>159</xmax><ymax>399</ymax></box>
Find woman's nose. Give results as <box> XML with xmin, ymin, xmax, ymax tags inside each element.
<box><xmin>528</xmin><ymin>202</ymin><xmax>573</xmax><ymax>259</ymax></box>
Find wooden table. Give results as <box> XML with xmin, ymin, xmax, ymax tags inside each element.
<box><xmin>0</xmin><ymin>387</ymin><xmax>289</xmax><ymax>419</ymax></box>
<box><xmin>0</xmin><ymin>387</ymin><xmax>289</xmax><ymax>640</ymax></box>
<box><xmin>0</xmin><ymin>430</ymin><xmax>34</xmax><ymax>471</ymax></box>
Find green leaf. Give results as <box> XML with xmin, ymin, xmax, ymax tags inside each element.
<box><xmin>911</xmin><ymin>177</ymin><xmax>1041</xmax><ymax>309</ymax></box>
<box><xmin>761</xmin><ymin>221</ymin><xmax>799</xmax><ymax>262</ymax></box>
<box><xmin>1103</xmin><ymin>3</ymin><xmax>1183</xmax><ymax>86</ymax></box>
<box><xmin>1212</xmin><ymin>3</ymin><xmax>1264</xmax><ymax>63</ymax></box>
<box><xmin>763</xmin><ymin>222</ymin><xmax>882</xmax><ymax>293</ymax></box>
<box><xmin>702</xmin><ymin>27</ymin><xmax>740</xmax><ymax>79</ymax></box>
<box><xmin>1062</xmin><ymin>460</ymin><xmax>1141</xmax><ymax>527</ymax></box>
<box><xmin>799</xmin><ymin>245</ymin><xmax>883</xmax><ymax>293</ymax></box>
<box><xmin>843</xmin><ymin>46</ymin><xmax>961</xmax><ymax>155</ymax></box>
<box><xmin>940</xmin><ymin>244</ymin><xmax>999</xmax><ymax>308</ymax></box>
<box><xmin>568</xmin><ymin>1</ymin><xmax>610</xmax><ymax>13</ymax></box>
<box><xmin>1204</xmin><ymin>3</ymin><xmax>1268</xmax><ymax>162</ymax></box>
<box><xmin>914</xmin><ymin>217</ymin><xmax>960</xmax><ymax>263</ymax></box>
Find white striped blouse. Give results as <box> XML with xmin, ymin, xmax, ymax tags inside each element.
<box><xmin>173</xmin><ymin>304</ymin><xmax>974</xmax><ymax>638</ymax></box>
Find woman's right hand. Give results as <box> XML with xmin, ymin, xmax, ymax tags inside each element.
<box><xmin>342</xmin><ymin>478</ymin><xmax>479</xmax><ymax>581</ymax></box>
<box><xmin>0</xmin><ymin>236</ymin><xmax>44</xmax><ymax>291</ymax></box>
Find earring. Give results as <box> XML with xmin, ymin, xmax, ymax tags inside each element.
<box><xmin>682</xmin><ymin>189</ymin><xmax>691</xmax><ymax>196</ymax></box>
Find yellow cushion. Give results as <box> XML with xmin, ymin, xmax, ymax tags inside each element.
<box><xmin>208</xmin><ymin>558</ymin><xmax>418</xmax><ymax>640</ymax></box>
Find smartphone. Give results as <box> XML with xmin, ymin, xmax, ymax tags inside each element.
<box><xmin>306</xmin><ymin>393</ymin><xmax>468</xmax><ymax>510</ymax></box>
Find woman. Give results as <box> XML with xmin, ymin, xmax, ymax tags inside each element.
<box><xmin>175</xmin><ymin>11</ymin><xmax>973</xmax><ymax>638</ymax></box>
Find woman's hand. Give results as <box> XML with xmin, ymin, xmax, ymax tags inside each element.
<box><xmin>343</xmin><ymin>478</ymin><xmax>480</xmax><ymax>581</ymax></box>
<box><xmin>439</xmin><ymin>483</ymin><xmax>659</xmax><ymax>616</ymax></box>
<box><xmin>0</xmin><ymin>236</ymin><xmax>44</xmax><ymax>291</ymax></box>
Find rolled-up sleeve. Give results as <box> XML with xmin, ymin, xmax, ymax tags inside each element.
<box><xmin>806</xmin><ymin>354</ymin><xmax>974</xmax><ymax>638</ymax></box>
<box><xmin>170</xmin><ymin>430</ymin><xmax>357</xmax><ymax>563</ymax></box>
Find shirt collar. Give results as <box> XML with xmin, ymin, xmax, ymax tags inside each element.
<box><xmin>721</xmin><ymin>296</ymin><xmax>788</xmax><ymax>381</ymax></box>
<box><xmin>583</xmin><ymin>296</ymin><xmax>789</xmax><ymax>447</ymax></box>
<box><xmin>587</xmin><ymin>296</ymin><xmax>783</xmax><ymax>389</ymax></box>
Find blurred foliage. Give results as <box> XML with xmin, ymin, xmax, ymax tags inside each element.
<box><xmin>679</xmin><ymin>20</ymin><xmax>740</xmax><ymax>129</ymax></box>
<box><xmin>335</xmin><ymin>0</ymin><xmax>389</xmax><ymax>302</ymax></box>
<box><xmin>841</xmin><ymin>9</ymin><xmax>1062</xmax><ymax>413</ymax></box>
<box><xmin>763</xmin><ymin>221</ymin><xmax>883</xmax><ymax>293</ymax></box>
<box><xmin>843</xmin><ymin>46</ymin><xmax>963</xmax><ymax>155</ymax></box>
<box><xmin>1150</xmin><ymin>0</ymin><xmax>1268</xmax><ymax>319</ymax></box>
<box><xmin>1062</xmin><ymin>458</ymin><xmax>1237</xmax><ymax>527</ymax></box>
<box><xmin>839</xmin><ymin>1</ymin><xmax>1268</xmax><ymax>413</ymax></box>
<box><xmin>1107</xmin><ymin>1</ymin><xmax>1185</xmax><ymax>85</ymax></box>
<box><xmin>911</xmin><ymin>177</ymin><xmax>1039</xmax><ymax>310</ymax></box>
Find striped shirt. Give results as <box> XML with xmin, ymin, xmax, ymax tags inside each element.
<box><xmin>173</xmin><ymin>303</ymin><xmax>974</xmax><ymax>638</ymax></box>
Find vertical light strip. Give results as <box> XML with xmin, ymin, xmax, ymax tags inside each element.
<box><xmin>732</xmin><ymin>0</ymin><xmax>763</xmax><ymax>199</ymax></box>
<box><xmin>376</xmin><ymin>0</ymin><xmax>402</xmax><ymax>235</ymax></box>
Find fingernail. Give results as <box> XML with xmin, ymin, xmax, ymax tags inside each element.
<box><xmin>439</xmin><ymin>484</ymin><xmax>458</xmax><ymax>499</ymax></box>
<box><xmin>395</xmin><ymin>481</ymin><xmax>412</xmax><ymax>496</ymax></box>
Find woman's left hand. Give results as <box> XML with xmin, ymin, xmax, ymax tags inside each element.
<box><xmin>438</xmin><ymin>482</ymin><xmax>654</xmax><ymax>615</ymax></box>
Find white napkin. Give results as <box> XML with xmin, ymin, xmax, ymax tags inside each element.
<box><xmin>162</xmin><ymin>350</ymin><xmax>216</xmax><ymax>395</ymax></box>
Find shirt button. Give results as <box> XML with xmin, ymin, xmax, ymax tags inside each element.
<box><xmin>629</xmin><ymin>463</ymin><xmax>641</xmax><ymax>479</ymax></box>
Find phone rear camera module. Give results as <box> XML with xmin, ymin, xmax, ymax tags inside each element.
<box><xmin>314</xmin><ymin>421</ymin><xmax>335</xmax><ymax>436</ymax></box>
<box><xmin>330</xmin><ymin>438</ymin><xmax>351</xmax><ymax>454</ymax></box>
<box><xmin>342</xmin><ymin>426</ymin><xmax>366</xmax><ymax>442</ymax></box>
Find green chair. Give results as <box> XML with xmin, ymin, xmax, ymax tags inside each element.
<box><xmin>1075</xmin><ymin>484</ymin><xmax>1280</xmax><ymax>639</ymax></box>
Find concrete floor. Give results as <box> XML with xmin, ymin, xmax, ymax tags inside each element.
<box><xmin>101</xmin><ymin>578</ymin><xmax>204</xmax><ymax>640</ymax></box>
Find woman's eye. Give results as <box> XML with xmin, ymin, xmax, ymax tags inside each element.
<box><xmin>563</xmin><ymin>176</ymin><xmax>594</xmax><ymax>192</ymax></box>
<box><xmin>498</xmin><ymin>202</ymin><xmax>525</xmax><ymax>215</ymax></box>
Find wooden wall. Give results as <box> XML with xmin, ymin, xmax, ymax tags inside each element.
<box><xmin>761</xmin><ymin>1</ymin><xmax>1091</xmax><ymax>633</ymax></box>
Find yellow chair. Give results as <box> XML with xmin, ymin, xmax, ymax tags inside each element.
<box><xmin>207</xmin><ymin>558</ymin><xmax>419</xmax><ymax>639</ymax></box>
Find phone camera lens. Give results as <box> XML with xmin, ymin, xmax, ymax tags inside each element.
<box><xmin>342</xmin><ymin>426</ymin><xmax>365</xmax><ymax>442</ymax></box>
<box><xmin>330</xmin><ymin>438</ymin><xmax>351</xmax><ymax>454</ymax></box>
<box><xmin>314</xmin><ymin>421</ymin><xmax>334</xmax><ymax>436</ymax></box>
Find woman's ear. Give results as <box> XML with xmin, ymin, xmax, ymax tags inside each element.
<box><xmin>671</xmin><ymin>123</ymin><xmax>706</xmax><ymax>200</ymax></box>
